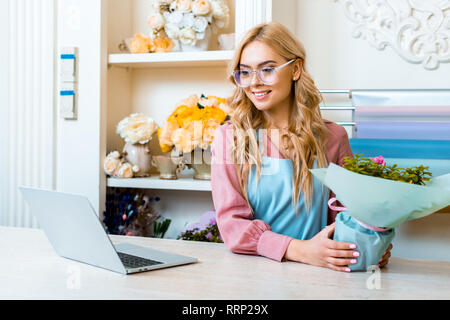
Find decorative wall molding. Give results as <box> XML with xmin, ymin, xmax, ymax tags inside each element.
<box><xmin>334</xmin><ymin>0</ymin><xmax>450</xmax><ymax>70</ymax></box>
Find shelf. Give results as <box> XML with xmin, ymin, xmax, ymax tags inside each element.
<box><xmin>107</xmin><ymin>173</ymin><xmax>212</xmax><ymax>191</ymax></box>
<box><xmin>108</xmin><ymin>50</ymin><xmax>234</xmax><ymax>69</ymax></box>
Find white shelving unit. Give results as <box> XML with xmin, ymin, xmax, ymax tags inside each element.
<box><xmin>54</xmin><ymin>0</ymin><xmax>298</xmax><ymax>238</ymax></box>
<box><xmin>108</xmin><ymin>50</ymin><xmax>234</xmax><ymax>69</ymax></box>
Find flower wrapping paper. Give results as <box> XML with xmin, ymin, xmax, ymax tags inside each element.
<box><xmin>310</xmin><ymin>163</ymin><xmax>450</xmax><ymax>271</ymax></box>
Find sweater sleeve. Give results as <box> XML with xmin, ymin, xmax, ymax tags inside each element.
<box><xmin>210</xmin><ymin>124</ymin><xmax>293</xmax><ymax>262</ymax></box>
<box><xmin>325</xmin><ymin>123</ymin><xmax>354</xmax><ymax>224</ymax></box>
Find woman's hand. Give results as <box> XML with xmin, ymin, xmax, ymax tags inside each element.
<box><xmin>378</xmin><ymin>243</ymin><xmax>393</xmax><ymax>268</ymax></box>
<box><xmin>284</xmin><ymin>222</ymin><xmax>359</xmax><ymax>272</ymax></box>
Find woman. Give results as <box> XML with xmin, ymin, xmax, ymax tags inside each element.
<box><xmin>210</xmin><ymin>22</ymin><xmax>392</xmax><ymax>272</ymax></box>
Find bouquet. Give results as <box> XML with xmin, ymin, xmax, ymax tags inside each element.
<box><xmin>310</xmin><ymin>154</ymin><xmax>450</xmax><ymax>271</ymax></box>
<box><xmin>177</xmin><ymin>211</ymin><xmax>223</xmax><ymax>242</ymax></box>
<box><xmin>148</xmin><ymin>0</ymin><xmax>230</xmax><ymax>47</ymax></box>
<box><xmin>103</xmin><ymin>188</ymin><xmax>162</xmax><ymax>237</ymax></box>
<box><xmin>157</xmin><ymin>94</ymin><xmax>229</xmax><ymax>153</ymax></box>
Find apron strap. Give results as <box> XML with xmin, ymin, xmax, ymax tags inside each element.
<box><xmin>328</xmin><ymin>197</ymin><xmax>347</xmax><ymax>211</ymax></box>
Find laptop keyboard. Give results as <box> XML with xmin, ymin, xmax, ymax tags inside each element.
<box><xmin>117</xmin><ymin>252</ymin><xmax>163</xmax><ymax>269</ymax></box>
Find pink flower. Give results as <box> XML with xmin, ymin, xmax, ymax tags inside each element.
<box><xmin>372</xmin><ymin>155</ymin><xmax>386</xmax><ymax>166</ymax></box>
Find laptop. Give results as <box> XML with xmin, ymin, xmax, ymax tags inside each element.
<box><xmin>19</xmin><ymin>187</ymin><xmax>198</xmax><ymax>275</ymax></box>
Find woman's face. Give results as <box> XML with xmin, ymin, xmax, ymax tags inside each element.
<box><xmin>239</xmin><ymin>40</ymin><xmax>297</xmax><ymax>114</ymax></box>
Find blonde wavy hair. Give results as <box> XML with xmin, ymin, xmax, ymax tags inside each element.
<box><xmin>227</xmin><ymin>22</ymin><xmax>331</xmax><ymax>215</ymax></box>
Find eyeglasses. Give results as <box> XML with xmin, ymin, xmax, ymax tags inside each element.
<box><xmin>232</xmin><ymin>59</ymin><xmax>295</xmax><ymax>88</ymax></box>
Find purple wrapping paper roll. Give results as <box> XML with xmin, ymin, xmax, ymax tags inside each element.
<box><xmin>355</xmin><ymin>121</ymin><xmax>450</xmax><ymax>140</ymax></box>
<box><xmin>355</xmin><ymin>106</ymin><xmax>450</xmax><ymax>122</ymax></box>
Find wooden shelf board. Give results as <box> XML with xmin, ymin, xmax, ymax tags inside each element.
<box><xmin>108</xmin><ymin>50</ymin><xmax>234</xmax><ymax>68</ymax></box>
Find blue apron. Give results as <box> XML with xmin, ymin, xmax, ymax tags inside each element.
<box><xmin>246</xmin><ymin>155</ymin><xmax>330</xmax><ymax>240</ymax></box>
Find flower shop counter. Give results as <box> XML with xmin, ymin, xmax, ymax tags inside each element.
<box><xmin>1</xmin><ymin>226</ymin><xmax>450</xmax><ymax>300</ymax></box>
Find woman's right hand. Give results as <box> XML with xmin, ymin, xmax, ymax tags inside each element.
<box><xmin>284</xmin><ymin>222</ymin><xmax>360</xmax><ymax>272</ymax></box>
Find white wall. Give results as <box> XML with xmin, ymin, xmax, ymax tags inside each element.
<box><xmin>0</xmin><ymin>0</ymin><xmax>9</xmax><ymax>226</ymax></box>
<box><xmin>296</xmin><ymin>0</ymin><xmax>450</xmax><ymax>90</ymax></box>
<box><xmin>295</xmin><ymin>0</ymin><xmax>450</xmax><ymax>262</ymax></box>
<box><xmin>56</xmin><ymin>0</ymin><xmax>108</xmax><ymax>217</ymax></box>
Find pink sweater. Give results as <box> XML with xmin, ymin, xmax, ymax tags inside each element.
<box><xmin>210</xmin><ymin>120</ymin><xmax>353</xmax><ymax>261</ymax></box>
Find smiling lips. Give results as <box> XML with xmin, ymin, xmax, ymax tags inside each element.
<box><xmin>253</xmin><ymin>90</ymin><xmax>272</xmax><ymax>100</ymax></box>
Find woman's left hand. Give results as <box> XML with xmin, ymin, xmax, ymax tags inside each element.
<box><xmin>379</xmin><ymin>243</ymin><xmax>393</xmax><ymax>268</ymax></box>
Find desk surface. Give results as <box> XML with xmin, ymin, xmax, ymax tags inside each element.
<box><xmin>1</xmin><ymin>226</ymin><xmax>450</xmax><ymax>300</ymax></box>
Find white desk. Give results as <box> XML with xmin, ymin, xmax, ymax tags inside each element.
<box><xmin>1</xmin><ymin>226</ymin><xmax>449</xmax><ymax>299</ymax></box>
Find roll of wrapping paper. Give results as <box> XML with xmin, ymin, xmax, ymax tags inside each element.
<box><xmin>349</xmin><ymin>138</ymin><xmax>450</xmax><ymax>159</ymax></box>
<box><xmin>355</xmin><ymin>121</ymin><xmax>450</xmax><ymax>140</ymax></box>
<box><xmin>352</xmin><ymin>90</ymin><xmax>450</xmax><ymax>140</ymax></box>
<box><xmin>352</xmin><ymin>90</ymin><xmax>450</xmax><ymax>107</ymax></box>
<box><xmin>355</xmin><ymin>106</ymin><xmax>450</xmax><ymax>122</ymax></box>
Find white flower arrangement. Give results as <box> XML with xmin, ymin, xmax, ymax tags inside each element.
<box><xmin>147</xmin><ymin>0</ymin><xmax>230</xmax><ymax>46</ymax></box>
<box><xmin>116</xmin><ymin>113</ymin><xmax>159</xmax><ymax>145</ymax></box>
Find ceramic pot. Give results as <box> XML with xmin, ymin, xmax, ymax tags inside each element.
<box><xmin>122</xmin><ymin>142</ymin><xmax>152</xmax><ymax>177</ymax></box>
<box><xmin>183</xmin><ymin>146</ymin><xmax>211</xmax><ymax>180</ymax></box>
<box><xmin>151</xmin><ymin>155</ymin><xmax>185</xmax><ymax>180</ymax></box>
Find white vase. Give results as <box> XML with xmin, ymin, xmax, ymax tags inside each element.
<box><xmin>122</xmin><ymin>142</ymin><xmax>153</xmax><ymax>177</ymax></box>
<box><xmin>180</xmin><ymin>28</ymin><xmax>212</xmax><ymax>52</ymax></box>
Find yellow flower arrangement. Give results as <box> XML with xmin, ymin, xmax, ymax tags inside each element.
<box><xmin>158</xmin><ymin>94</ymin><xmax>229</xmax><ymax>153</ymax></box>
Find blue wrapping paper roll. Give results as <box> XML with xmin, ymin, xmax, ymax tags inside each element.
<box><xmin>355</xmin><ymin>121</ymin><xmax>450</xmax><ymax>140</ymax></box>
<box><xmin>349</xmin><ymin>139</ymin><xmax>450</xmax><ymax>159</ymax></box>
<box><xmin>333</xmin><ymin>211</ymin><xmax>395</xmax><ymax>272</ymax></box>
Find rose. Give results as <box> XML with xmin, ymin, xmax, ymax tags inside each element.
<box><xmin>180</xmin><ymin>12</ymin><xmax>195</xmax><ymax>28</ymax></box>
<box><xmin>117</xmin><ymin>113</ymin><xmax>159</xmax><ymax>144</ymax></box>
<box><xmin>176</xmin><ymin>0</ymin><xmax>192</xmax><ymax>13</ymax></box>
<box><xmin>167</xmin><ymin>11</ymin><xmax>184</xmax><ymax>25</ymax></box>
<box><xmin>153</xmin><ymin>36</ymin><xmax>175</xmax><ymax>52</ymax></box>
<box><xmin>192</xmin><ymin>0</ymin><xmax>211</xmax><ymax>16</ymax></box>
<box><xmin>210</xmin><ymin>0</ymin><xmax>228</xmax><ymax>19</ymax></box>
<box><xmin>104</xmin><ymin>154</ymin><xmax>122</xmax><ymax>176</ymax></box>
<box><xmin>164</xmin><ymin>23</ymin><xmax>180</xmax><ymax>39</ymax></box>
<box><xmin>192</xmin><ymin>16</ymin><xmax>208</xmax><ymax>33</ymax></box>
<box><xmin>202</xmin><ymin>119</ymin><xmax>220</xmax><ymax>146</ymax></box>
<box><xmin>371</xmin><ymin>155</ymin><xmax>386</xmax><ymax>166</ymax></box>
<box><xmin>171</xmin><ymin>127</ymin><xmax>194</xmax><ymax>153</ymax></box>
<box><xmin>179</xmin><ymin>27</ymin><xmax>197</xmax><ymax>45</ymax></box>
<box><xmin>117</xmin><ymin>163</ymin><xmax>134</xmax><ymax>178</ymax></box>
<box><xmin>128</xmin><ymin>33</ymin><xmax>153</xmax><ymax>53</ymax></box>
<box><xmin>177</xmin><ymin>94</ymin><xmax>199</xmax><ymax>108</ymax></box>
<box><xmin>147</xmin><ymin>12</ymin><xmax>165</xmax><ymax>31</ymax></box>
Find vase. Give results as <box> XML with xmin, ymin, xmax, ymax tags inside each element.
<box><xmin>183</xmin><ymin>146</ymin><xmax>211</xmax><ymax>180</ymax></box>
<box><xmin>122</xmin><ymin>141</ymin><xmax>153</xmax><ymax>177</ymax></box>
<box><xmin>180</xmin><ymin>28</ymin><xmax>212</xmax><ymax>52</ymax></box>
